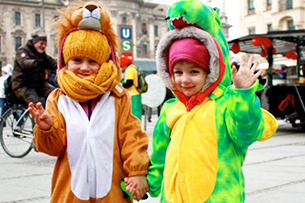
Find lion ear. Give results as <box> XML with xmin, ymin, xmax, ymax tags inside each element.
<box><xmin>71</xmin><ymin>7</ymin><xmax>83</xmax><ymax>27</ymax></box>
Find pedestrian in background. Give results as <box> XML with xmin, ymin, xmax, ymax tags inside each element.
<box><xmin>12</xmin><ymin>32</ymin><xmax>57</xmax><ymax>105</ymax></box>
<box><xmin>0</xmin><ymin>64</ymin><xmax>13</xmax><ymax>115</ymax></box>
<box><xmin>125</xmin><ymin>0</ymin><xmax>278</xmax><ymax>201</ymax></box>
<box><xmin>120</xmin><ymin>55</ymin><xmax>143</xmax><ymax>120</ymax></box>
<box><xmin>28</xmin><ymin>1</ymin><xmax>149</xmax><ymax>202</ymax></box>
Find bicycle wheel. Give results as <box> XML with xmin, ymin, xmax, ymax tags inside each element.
<box><xmin>0</xmin><ymin>106</ymin><xmax>34</xmax><ymax>158</ymax></box>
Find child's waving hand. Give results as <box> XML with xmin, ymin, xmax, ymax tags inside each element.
<box><xmin>28</xmin><ymin>102</ymin><xmax>52</xmax><ymax>130</ymax></box>
<box><xmin>231</xmin><ymin>55</ymin><xmax>263</xmax><ymax>89</ymax></box>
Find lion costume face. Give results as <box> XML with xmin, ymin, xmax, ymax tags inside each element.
<box><xmin>55</xmin><ymin>1</ymin><xmax>118</xmax><ymax>68</ymax></box>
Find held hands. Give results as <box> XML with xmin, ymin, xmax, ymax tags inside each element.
<box><xmin>124</xmin><ymin>175</ymin><xmax>149</xmax><ymax>201</ymax></box>
<box><xmin>231</xmin><ymin>55</ymin><xmax>263</xmax><ymax>89</ymax></box>
<box><xmin>28</xmin><ymin>102</ymin><xmax>52</xmax><ymax>130</ymax></box>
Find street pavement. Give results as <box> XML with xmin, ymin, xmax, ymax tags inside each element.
<box><xmin>0</xmin><ymin>115</ymin><xmax>305</xmax><ymax>203</ymax></box>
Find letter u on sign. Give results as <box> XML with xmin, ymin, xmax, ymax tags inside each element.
<box><xmin>121</xmin><ymin>27</ymin><xmax>132</xmax><ymax>40</ymax></box>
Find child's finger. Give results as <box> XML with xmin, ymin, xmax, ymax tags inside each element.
<box><xmin>131</xmin><ymin>188</ymin><xmax>138</xmax><ymax>198</ymax></box>
<box><xmin>28</xmin><ymin>102</ymin><xmax>34</xmax><ymax>109</ymax></box>
<box><xmin>36</xmin><ymin>102</ymin><xmax>45</xmax><ymax>115</ymax></box>
<box><xmin>132</xmin><ymin>190</ymin><xmax>140</xmax><ymax>201</ymax></box>
<box><xmin>231</xmin><ymin>65</ymin><xmax>237</xmax><ymax>76</ymax></box>
<box><xmin>130</xmin><ymin>182</ymin><xmax>138</xmax><ymax>196</ymax></box>
<box><xmin>124</xmin><ymin>177</ymin><xmax>130</xmax><ymax>185</ymax></box>
<box><xmin>247</xmin><ymin>55</ymin><xmax>254</xmax><ymax>69</ymax></box>
<box><xmin>250</xmin><ymin>61</ymin><xmax>259</xmax><ymax>73</ymax></box>
<box><xmin>28</xmin><ymin>106</ymin><xmax>36</xmax><ymax>117</ymax></box>
<box><xmin>240</xmin><ymin>54</ymin><xmax>247</xmax><ymax>62</ymax></box>
<box><xmin>254</xmin><ymin>69</ymin><xmax>263</xmax><ymax>79</ymax></box>
<box><xmin>28</xmin><ymin>102</ymin><xmax>37</xmax><ymax>116</ymax></box>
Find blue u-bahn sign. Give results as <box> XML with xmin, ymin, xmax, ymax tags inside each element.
<box><xmin>121</xmin><ymin>27</ymin><xmax>132</xmax><ymax>40</ymax></box>
<box><xmin>119</xmin><ymin>25</ymin><xmax>133</xmax><ymax>54</ymax></box>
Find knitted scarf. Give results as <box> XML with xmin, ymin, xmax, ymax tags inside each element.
<box><xmin>57</xmin><ymin>60</ymin><xmax>118</xmax><ymax>102</ymax></box>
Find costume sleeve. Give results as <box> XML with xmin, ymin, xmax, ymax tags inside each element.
<box><xmin>33</xmin><ymin>89</ymin><xmax>67</xmax><ymax>156</ymax></box>
<box><xmin>118</xmin><ymin>92</ymin><xmax>149</xmax><ymax>177</ymax></box>
<box><xmin>147</xmin><ymin>101</ymin><xmax>173</xmax><ymax>197</ymax></box>
<box><xmin>15</xmin><ymin>47</ymin><xmax>37</xmax><ymax>71</ymax></box>
<box><xmin>224</xmin><ymin>80</ymin><xmax>265</xmax><ymax>151</ymax></box>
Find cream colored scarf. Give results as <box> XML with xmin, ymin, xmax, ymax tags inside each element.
<box><xmin>57</xmin><ymin>60</ymin><xmax>118</xmax><ymax>102</ymax></box>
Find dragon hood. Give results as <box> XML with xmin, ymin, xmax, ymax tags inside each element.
<box><xmin>158</xmin><ymin>0</ymin><xmax>232</xmax><ymax>93</ymax></box>
<box><xmin>156</xmin><ymin>26</ymin><xmax>227</xmax><ymax>101</ymax></box>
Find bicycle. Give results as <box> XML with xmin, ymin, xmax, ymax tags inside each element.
<box><xmin>0</xmin><ymin>103</ymin><xmax>34</xmax><ymax>158</ymax></box>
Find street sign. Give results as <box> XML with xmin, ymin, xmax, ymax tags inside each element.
<box><xmin>121</xmin><ymin>41</ymin><xmax>132</xmax><ymax>51</ymax></box>
<box><xmin>121</xmin><ymin>27</ymin><xmax>132</xmax><ymax>40</ymax></box>
<box><xmin>119</xmin><ymin>25</ymin><xmax>133</xmax><ymax>55</ymax></box>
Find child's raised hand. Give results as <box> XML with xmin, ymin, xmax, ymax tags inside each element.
<box><xmin>231</xmin><ymin>55</ymin><xmax>263</xmax><ymax>89</ymax></box>
<box><xmin>28</xmin><ymin>102</ymin><xmax>52</xmax><ymax>130</ymax></box>
<box><xmin>124</xmin><ymin>175</ymin><xmax>149</xmax><ymax>201</ymax></box>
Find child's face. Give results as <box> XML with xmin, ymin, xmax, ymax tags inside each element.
<box><xmin>172</xmin><ymin>61</ymin><xmax>207</xmax><ymax>97</ymax></box>
<box><xmin>67</xmin><ymin>57</ymin><xmax>100</xmax><ymax>78</ymax></box>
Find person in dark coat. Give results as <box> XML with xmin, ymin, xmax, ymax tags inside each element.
<box><xmin>12</xmin><ymin>32</ymin><xmax>57</xmax><ymax>105</ymax></box>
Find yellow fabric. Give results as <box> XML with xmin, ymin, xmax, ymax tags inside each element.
<box><xmin>164</xmin><ymin>98</ymin><xmax>218</xmax><ymax>203</ymax></box>
<box><xmin>258</xmin><ymin>108</ymin><xmax>278</xmax><ymax>141</ymax></box>
<box><xmin>124</xmin><ymin>64</ymin><xmax>139</xmax><ymax>95</ymax></box>
<box><xmin>57</xmin><ymin>60</ymin><xmax>118</xmax><ymax>102</ymax></box>
<box><xmin>63</xmin><ymin>30</ymin><xmax>111</xmax><ymax>66</ymax></box>
<box><xmin>211</xmin><ymin>86</ymin><xmax>223</xmax><ymax>98</ymax></box>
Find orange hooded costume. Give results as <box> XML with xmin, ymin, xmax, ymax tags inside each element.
<box><xmin>33</xmin><ymin>2</ymin><xmax>149</xmax><ymax>202</ymax></box>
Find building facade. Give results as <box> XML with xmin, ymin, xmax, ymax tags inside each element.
<box><xmin>240</xmin><ymin>0</ymin><xmax>305</xmax><ymax>35</ymax></box>
<box><xmin>0</xmin><ymin>0</ymin><xmax>64</xmax><ymax>68</ymax></box>
<box><xmin>237</xmin><ymin>0</ymin><xmax>305</xmax><ymax>68</ymax></box>
<box><xmin>0</xmin><ymin>0</ymin><xmax>169</xmax><ymax>70</ymax></box>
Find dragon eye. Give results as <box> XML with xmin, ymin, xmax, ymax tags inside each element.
<box><xmin>184</xmin><ymin>11</ymin><xmax>187</xmax><ymax>15</ymax></box>
<box><xmin>165</xmin><ymin>16</ymin><xmax>170</xmax><ymax>20</ymax></box>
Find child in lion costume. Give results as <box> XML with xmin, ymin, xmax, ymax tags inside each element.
<box><xmin>28</xmin><ymin>2</ymin><xmax>149</xmax><ymax>202</ymax></box>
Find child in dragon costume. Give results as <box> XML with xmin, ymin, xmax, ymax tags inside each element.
<box><xmin>124</xmin><ymin>0</ymin><xmax>278</xmax><ymax>202</ymax></box>
<box><xmin>28</xmin><ymin>2</ymin><xmax>149</xmax><ymax>203</ymax></box>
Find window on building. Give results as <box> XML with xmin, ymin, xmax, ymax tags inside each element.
<box><xmin>15</xmin><ymin>11</ymin><xmax>21</xmax><ymax>25</ymax></box>
<box><xmin>247</xmin><ymin>0</ymin><xmax>255</xmax><ymax>14</ymax></box>
<box><xmin>248</xmin><ymin>0</ymin><xmax>255</xmax><ymax>10</ymax></box>
<box><xmin>35</xmin><ymin>14</ymin><xmax>41</xmax><ymax>27</ymax></box>
<box><xmin>288</xmin><ymin>20</ymin><xmax>295</xmax><ymax>30</ymax></box>
<box><xmin>266</xmin><ymin>0</ymin><xmax>271</xmax><ymax>10</ymax></box>
<box><xmin>248</xmin><ymin>27</ymin><xmax>255</xmax><ymax>35</ymax></box>
<box><xmin>15</xmin><ymin>37</ymin><xmax>21</xmax><ymax>50</ymax></box>
<box><xmin>142</xmin><ymin>23</ymin><xmax>147</xmax><ymax>35</ymax></box>
<box><xmin>142</xmin><ymin>44</ymin><xmax>147</xmax><ymax>56</ymax></box>
<box><xmin>122</xmin><ymin>16</ymin><xmax>126</xmax><ymax>25</ymax></box>
<box><xmin>286</xmin><ymin>0</ymin><xmax>292</xmax><ymax>9</ymax></box>
<box><xmin>267</xmin><ymin>24</ymin><xmax>272</xmax><ymax>31</ymax></box>
<box><xmin>154</xmin><ymin>25</ymin><xmax>158</xmax><ymax>37</ymax></box>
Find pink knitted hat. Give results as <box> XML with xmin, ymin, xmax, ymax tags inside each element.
<box><xmin>168</xmin><ymin>38</ymin><xmax>210</xmax><ymax>76</ymax></box>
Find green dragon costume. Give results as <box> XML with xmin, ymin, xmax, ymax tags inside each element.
<box><xmin>146</xmin><ymin>0</ymin><xmax>278</xmax><ymax>202</ymax></box>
